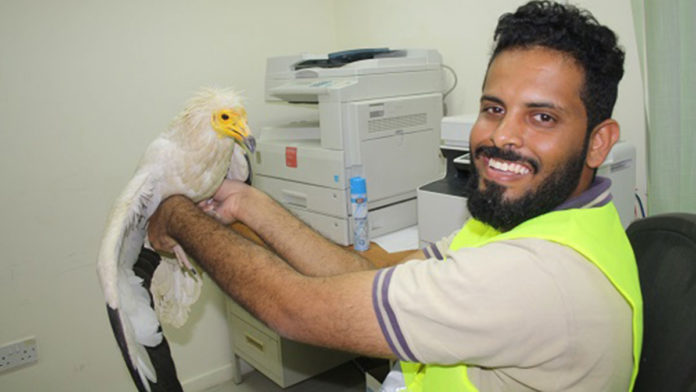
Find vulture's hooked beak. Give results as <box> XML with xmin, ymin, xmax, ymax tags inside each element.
<box><xmin>242</xmin><ymin>135</ymin><xmax>256</xmax><ymax>153</ymax></box>
<box><xmin>229</xmin><ymin>120</ymin><xmax>255</xmax><ymax>153</ymax></box>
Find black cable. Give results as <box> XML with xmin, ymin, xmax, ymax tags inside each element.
<box><xmin>635</xmin><ymin>192</ymin><xmax>646</xmax><ymax>218</ymax></box>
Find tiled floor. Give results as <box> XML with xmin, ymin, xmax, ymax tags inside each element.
<box><xmin>203</xmin><ymin>361</ymin><xmax>367</xmax><ymax>392</ymax></box>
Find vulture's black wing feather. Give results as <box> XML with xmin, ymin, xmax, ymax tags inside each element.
<box><xmin>107</xmin><ymin>247</ymin><xmax>183</xmax><ymax>392</ymax></box>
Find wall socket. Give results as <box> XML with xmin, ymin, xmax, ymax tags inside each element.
<box><xmin>0</xmin><ymin>337</ymin><xmax>38</xmax><ymax>373</ymax></box>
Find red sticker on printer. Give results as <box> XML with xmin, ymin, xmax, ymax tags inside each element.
<box><xmin>285</xmin><ymin>147</ymin><xmax>297</xmax><ymax>168</ymax></box>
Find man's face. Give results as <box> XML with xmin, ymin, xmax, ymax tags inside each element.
<box><xmin>466</xmin><ymin>47</ymin><xmax>592</xmax><ymax>231</ymax></box>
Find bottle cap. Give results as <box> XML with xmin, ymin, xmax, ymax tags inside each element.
<box><xmin>350</xmin><ymin>176</ymin><xmax>366</xmax><ymax>194</ymax></box>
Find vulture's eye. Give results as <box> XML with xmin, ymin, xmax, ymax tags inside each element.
<box><xmin>221</xmin><ymin>114</ymin><xmax>230</xmax><ymax>121</ymax></box>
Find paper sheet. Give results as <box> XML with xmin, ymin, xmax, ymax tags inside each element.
<box><xmin>372</xmin><ymin>225</ymin><xmax>420</xmax><ymax>253</ymax></box>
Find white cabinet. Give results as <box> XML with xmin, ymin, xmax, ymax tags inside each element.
<box><xmin>226</xmin><ymin>299</ymin><xmax>355</xmax><ymax>387</ymax></box>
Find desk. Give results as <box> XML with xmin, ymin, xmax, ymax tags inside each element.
<box><xmin>226</xmin><ymin>223</ymin><xmax>415</xmax><ymax>387</ymax></box>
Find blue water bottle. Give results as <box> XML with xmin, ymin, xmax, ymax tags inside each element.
<box><xmin>350</xmin><ymin>176</ymin><xmax>369</xmax><ymax>251</ymax></box>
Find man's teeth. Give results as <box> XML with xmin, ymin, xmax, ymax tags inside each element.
<box><xmin>488</xmin><ymin>158</ymin><xmax>531</xmax><ymax>174</ymax></box>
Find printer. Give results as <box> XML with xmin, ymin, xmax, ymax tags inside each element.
<box><xmin>253</xmin><ymin>49</ymin><xmax>445</xmax><ymax>245</ymax></box>
<box><xmin>417</xmin><ymin>115</ymin><xmax>637</xmax><ymax>247</ymax></box>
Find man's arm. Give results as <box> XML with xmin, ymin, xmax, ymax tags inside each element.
<box><xmin>206</xmin><ymin>180</ymin><xmax>382</xmax><ymax>276</ymax></box>
<box><xmin>149</xmin><ymin>195</ymin><xmax>394</xmax><ymax>358</ymax></box>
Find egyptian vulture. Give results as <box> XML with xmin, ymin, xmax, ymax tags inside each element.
<box><xmin>97</xmin><ymin>88</ymin><xmax>254</xmax><ymax>391</ymax></box>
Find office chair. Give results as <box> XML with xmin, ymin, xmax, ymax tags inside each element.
<box><xmin>627</xmin><ymin>213</ymin><xmax>696</xmax><ymax>391</ymax></box>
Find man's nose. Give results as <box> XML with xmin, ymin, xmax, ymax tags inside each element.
<box><xmin>490</xmin><ymin>114</ymin><xmax>523</xmax><ymax>148</ymax></box>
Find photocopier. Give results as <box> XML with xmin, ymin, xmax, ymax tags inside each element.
<box><xmin>253</xmin><ymin>48</ymin><xmax>445</xmax><ymax>245</ymax></box>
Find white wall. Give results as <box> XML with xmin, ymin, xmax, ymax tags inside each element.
<box><xmin>0</xmin><ymin>1</ymin><xmax>646</xmax><ymax>391</ymax></box>
<box><xmin>334</xmin><ymin>0</ymin><xmax>648</xmax><ymax>205</ymax></box>
<box><xmin>0</xmin><ymin>1</ymin><xmax>336</xmax><ymax>391</ymax></box>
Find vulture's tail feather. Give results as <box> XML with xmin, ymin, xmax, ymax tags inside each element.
<box><xmin>107</xmin><ymin>247</ymin><xmax>183</xmax><ymax>392</ymax></box>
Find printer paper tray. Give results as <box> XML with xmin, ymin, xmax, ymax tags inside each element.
<box><xmin>254</xmin><ymin>175</ymin><xmax>349</xmax><ymax>218</ymax></box>
<box><xmin>287</xmin><ymin>198</ymin><xmax>418</xmax><ymax>246</ymax></box>
<box><xmin>252</xmin><ymin>139</ymin><xmax>346</xmax><ymax>189</ymax></box>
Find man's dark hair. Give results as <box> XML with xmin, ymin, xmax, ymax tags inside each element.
<box><xmin>490</xmin><ymin>0</ymin><xmax>625</xmax><ymax>134</ymax></box>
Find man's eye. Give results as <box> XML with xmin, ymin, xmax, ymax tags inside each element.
<box><xmin>534</xmin><ymin>113</ymin><xmax>555</xmax><ymax>123</ymax></box>
<box><xmin>483</xmin><ymin>106</ymin><xmax>503</xmax><ymax>115</ymax></box>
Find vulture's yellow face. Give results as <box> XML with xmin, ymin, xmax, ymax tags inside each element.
<box><xmin>211</xmin><ymin>108</ymin><xmax>256</xmax><ymax>152</ymax></box>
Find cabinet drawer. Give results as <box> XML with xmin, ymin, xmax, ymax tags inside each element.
<box><xmin>228</xmin><ymin>314</ymin><xmax>282</xmax><ymax>378</ymax></box>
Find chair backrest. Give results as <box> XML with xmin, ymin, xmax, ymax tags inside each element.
<box><xmin>627</xmin><ymin>213</ymin><xmax>696</xmax><ymax>391</ymax></box>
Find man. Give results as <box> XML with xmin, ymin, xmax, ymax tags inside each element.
<box><xmin>148</xmin><ymin>1</ymin><xmax>642</xmax><ymax>390</ymax></box>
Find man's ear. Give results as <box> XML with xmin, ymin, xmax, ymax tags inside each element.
<box><xmin>586</xmin><ymin>119</ymin><xmax>620</xmax><ymax>169</ymax></box>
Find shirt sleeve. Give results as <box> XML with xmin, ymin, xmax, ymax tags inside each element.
<box><xmin>372</xmin><ymin>238</ymin><xmax>586</xmax><ymax>367</ymax></box>
<box><xmin>421</xmin><ymin>230</ymin><xmax>458</xmax><ymax>261</ymax></box>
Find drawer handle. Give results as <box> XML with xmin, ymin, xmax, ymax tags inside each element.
<box><xmin>282</xmin><ymin>189</ymin><xmax>308</xmax><ymax>208</ymax></box>
<box><xmin>245</xmin><ymin>334</ymin><xmax>265</xmax><ymax>352</ymax></box>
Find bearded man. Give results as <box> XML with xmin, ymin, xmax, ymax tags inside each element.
<box><xmin>148</xmin><ymin>1</ymin><xmax>641</xmax><ymax>390</ymax></box>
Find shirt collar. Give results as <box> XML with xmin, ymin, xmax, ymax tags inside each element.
<box><xmin>554</xmin><ymin>176</ymin><xmax>613</xmax><ymax>211</ymax></box>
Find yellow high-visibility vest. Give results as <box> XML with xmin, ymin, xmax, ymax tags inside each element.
<box><xmin>401</xmin><ymin>203</ymin><xmax>642</xmax><ymax>391</ymax></box>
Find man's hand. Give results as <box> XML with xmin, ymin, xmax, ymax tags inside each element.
<box><xmin>144</xmin><ymin>186</ymin><xmax>391</xmax><ymax>359</ymax></box>
<box><xmin>148</xmin><ymin>195</ymin><xmax>191</xmax><ymax>253</ymax></box>
<box><xmin>198</xmin><ymin>179</ymin><xmax>251</xmax><ymax>225</ymax></box>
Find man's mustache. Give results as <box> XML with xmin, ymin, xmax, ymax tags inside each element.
<box><xmin>474</xmin><ymin>146</ymin><xmax>540</xmax><ymax>174</ymax></box>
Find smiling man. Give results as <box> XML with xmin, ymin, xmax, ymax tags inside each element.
<box><xmin>147</xmin><ymin>1</ymin><xmax>642</xmax><ymax>391</ymax></box>
<box><xmin>466</xmin><ymin>45</ymin><xmax>610</xmax><ymax>231</ymax></box>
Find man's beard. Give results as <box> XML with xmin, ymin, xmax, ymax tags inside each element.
<box><xmin>465</xmin><ymin>145</ymin><xmax>587</xmax><ymax>232</ymax></box>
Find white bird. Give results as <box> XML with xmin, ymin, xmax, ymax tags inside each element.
<box><xmin>97</xmin><ymin>88</ymin><xmax>255</xmax><ymax>391</ymax></box>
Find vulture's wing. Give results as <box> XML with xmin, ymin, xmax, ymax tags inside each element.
<box><xmin>117</xmin><ymin>247</ymin><xmax>183</xmax><ymax>392</ymax></box>
<box><xmin>97</xmin><ymin>168</ymin><xmax>164</xmax><ymax>392</ymax></box>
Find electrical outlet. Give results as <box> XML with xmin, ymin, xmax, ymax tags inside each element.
<box><xmin>0</xmin><ymin>337</ymin><xmax>38</xmax><ymax>373</ymax></box>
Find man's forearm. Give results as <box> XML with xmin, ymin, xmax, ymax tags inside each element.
<box><xmin>162</xmin><ymin>196</ymin><xmax>301</xmax><ymax>327</ymax></box>
<box><xmin>155</xmin><ymin>196</ymin><xmax>392</xmax><ymax>357</ymax></box>
<box><xmin>236</xmin><ymin>188</ymin><xmax>375</xmax><ymax>276</ymax></box>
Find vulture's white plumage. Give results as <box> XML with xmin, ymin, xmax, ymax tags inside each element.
<box><xmin>97</xmin><ymin>88</ymin><xmax>254</xmax><ymax>391</ymax></box>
